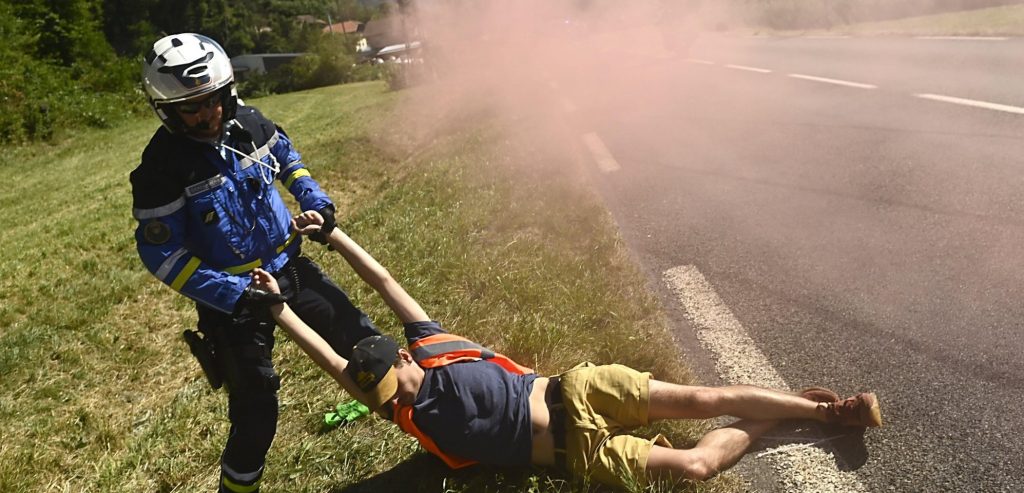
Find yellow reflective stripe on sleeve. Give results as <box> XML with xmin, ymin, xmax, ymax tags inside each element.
<box><xmin>224</xmin><ymin>259</ymin><xmax>262</xmax><ymax>275</ymax></box>
<box><xmin>221</xmin><ymin>476</ymin><xmax>260</xmax><ymax>493</ymax></box>
<box><xmin>170</xmin><ymin>257</ymin><xmax>202</xmax><ymax>291</ymax></box>
<box><xmin>283</xmin><ymin>168</ymin><xmax>311</xmax><ymax>188</ymax></box>
<box><xmin>221</xmin><ymin>233</ymin><xmax>299</xmax><ymax>274</ymax></box>
<box><xmin>276</xmin><ymin>231</ymin><xmax>298</xmax><ymax>254</ymax></box>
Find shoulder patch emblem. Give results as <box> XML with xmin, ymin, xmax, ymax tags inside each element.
<box><xmin>143</xmin><ymin>220</ymin><xmax>171</xmax><ymax>244</ymax></box>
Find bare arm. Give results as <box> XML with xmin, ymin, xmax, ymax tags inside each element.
<box><xmin>325</xmin><ymin>227</ymin><xmax>431</xmax><ymax>324</ymax></box>
<box><xmin>251</xmin><ymin>269</ymin><xmax>365</xmax><ymax>399</ymax></box>
<box><xmin>292</xmin><ymin>210</ymin><xmax>430</xmax><ymax>324</ymax></box>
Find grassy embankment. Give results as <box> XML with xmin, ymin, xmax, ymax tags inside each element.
<box><xmin>818</xmin><ymin>4</ymin><xmax>1024</xmax><ymax>36</ymax></box>
<box><xmin>838</xmin><ymin>3</ymin><xmax>1024</xmax><ymax>36</ymax></box>
<box><xmin>0</xmin><ymin>82</ymin><xmax>741</xmax><ymax>492</ymax></box>
<box><xmin>741</xmin><ymin>3</ymin><xmax>1024</xmax><ymax>36</ymax></box>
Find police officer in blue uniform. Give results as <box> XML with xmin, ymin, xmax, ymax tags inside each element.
<box><xmin>130</xmin><ymin>33</ymin><xmax>379</xmax><ymax>492</ymax></box>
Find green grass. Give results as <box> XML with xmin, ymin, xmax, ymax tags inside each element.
<box><xmin>0</xmin><ymin>81</ymin><xmax>740</xmax><ymax>493</ymax></box>
<box><xmin>765</xmin><ymin>4</ymin><xmax>1024</xmax><ymax>36</ymax></box>
<box><xmin>840</xmin><ymin>4</ymin><xmax>1024</xmax><ymax>36</ymax></box>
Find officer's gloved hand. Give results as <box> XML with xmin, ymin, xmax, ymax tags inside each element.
<box><xmin>308</xmin><ymin>205</ymin><xmax>336</xmax><ymax>245</ymax></box>
<box><xmin>235</xmin><ymin>284</ymin><xmax>288</xmax><ymax>313</ymax></box>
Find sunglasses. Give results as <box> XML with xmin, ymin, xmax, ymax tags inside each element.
<box><xmin>176</xmin><ymin>93</ymin><xmax>222</xmax><ymax>114</ymax></box>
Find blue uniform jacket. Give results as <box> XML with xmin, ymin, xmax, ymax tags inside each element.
<box><xmin>130</xmin><ymin>105</ymin><xmax>333</xmax><ymax>314</ymax></box>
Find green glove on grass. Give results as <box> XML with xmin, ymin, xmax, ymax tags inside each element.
<box><xmin>323</xmin><ymin>400</ymin><xmax>371</xmax><ymax>429</ymax></box>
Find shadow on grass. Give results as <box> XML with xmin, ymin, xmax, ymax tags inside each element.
<box><xmin>329</xmin><ymin>454</ymin><xmax>446</xmax><ymax>493</ymax></box>
<box><xmin>330</xmin><ymin>453</ymin><xmax>573</xmax><ymax>493</ymax></box>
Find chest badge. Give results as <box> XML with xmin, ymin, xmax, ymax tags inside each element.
<box><xmin>203</xmin><ymin>209</ymin><xmax>219</xmax><ymax>225</ymax></box>
<box><xmin>143</xmin><ymin>220</ymin><xmax>171</xmax><ymax>245</ymax></box>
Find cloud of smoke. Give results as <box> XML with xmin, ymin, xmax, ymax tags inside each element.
<box><xmin>388</xmin><ymin>1</ymin><xmax>722</xmax><ymax>155</ymax></box>
<box><xmin>384</xmin><ymin>0</ymin><xmax>1007</xmax><ymax>157</ymax></box>
<box><xmin>373</xmin><ymin>0</ymin><xmax>1024</xmax><ymax>375</ymax></box>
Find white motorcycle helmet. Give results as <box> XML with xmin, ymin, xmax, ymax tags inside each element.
<box><xmin>142</xmin><ymin>33</ymin><xmax>238</xmax><ymax>133</ymax></box>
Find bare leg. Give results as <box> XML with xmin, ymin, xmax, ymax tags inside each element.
<box><xmin>646</xmin><ymin>419</ymin><xmax>778</xmax><ymax>481</ymax></box>
<box><xmin>648</xmin><ymin>380</ymin><xmax>820</xmax><ymax>421</ymax></box>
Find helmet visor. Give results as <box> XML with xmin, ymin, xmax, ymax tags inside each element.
<box><xmin>176</xmin><ymin>90</ymin><xmax>223</xmax><ymax>114</ymax></box>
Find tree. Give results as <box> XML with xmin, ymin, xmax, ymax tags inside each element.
<box><xmin>102</xmin><ymin>0</ymin><xmax>159</xmax><ymax>56</ymax></box>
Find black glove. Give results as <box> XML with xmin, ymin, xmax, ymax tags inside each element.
<box><xmin>308</xmin><ymin>205</ymin><xmax>337</xmax><ymax>245</ymax></box>
<box><xmin>235</xmin><ymin>284</ymin><xmax>288</xmax><ymax>313</ymax></box>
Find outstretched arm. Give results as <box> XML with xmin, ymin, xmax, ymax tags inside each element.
<box><xmin>251</xmin><ymin>269</ymin><xmax>365</xmax><ymax>399</ymax></box>
<box><xmin>293</xmin><ymin>211</ymin><xmax>430</xmax><ymax>324</ymax></box>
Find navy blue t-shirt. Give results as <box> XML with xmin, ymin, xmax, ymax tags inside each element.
<box><xmin>403</xmin><ymin>321</ymin><xmax>538</xmax><ymax>466</ymax></box>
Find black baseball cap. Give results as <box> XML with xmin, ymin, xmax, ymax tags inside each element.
<box><xmin>346</xmin><ymin>335</ymin><xmax>400</xmax><ymax>410</ymax></box>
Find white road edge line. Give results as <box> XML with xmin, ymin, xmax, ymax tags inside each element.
<box><xmin>686</xmin><ymin>58</ymin><xmax>716</xmax><ymax>65</ymax></box>
<box><xmin>663</xmin><ymin>265</ymin><xmax>867</xmax><ymax>493</ymax></box>
<box><xmin>788</xmin><ymin>73</ymin><xmax>877</xmax><ymax>89</ymax></box>
<box><xmin>725</xmin><ymin>64</ymin><xmax>772</xmax><ymax>73</ymax></box>
<box><xmin>915</xmin><ymin>93</ymin><xmax>1024</xmax><ymax>115</ymax></box>
<box><xmin>916</xmin><ymin>36</ymin><xmax>1009</xmax><ymax>41</ymax></box>
<box><xmin>581</xmin><ymin>132</ymin><xmax>621</xmax><ymax>173</ymax></box>
<box><xmin>663</xmin><ymin>265</ymin><xmax>786</xmax><ymax>388</ymax></box>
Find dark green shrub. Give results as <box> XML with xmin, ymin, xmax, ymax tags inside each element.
<box><xmin>235</xmin><ymin>36</ymin><xmax>364</xmax><ymax>98</ymax></box>
<box><xmin>348</xmin><ymin>62</ymin><xmax>387</xmax><ymax>83</ymax></box>
<box><xmin>1</xmin><ymin>1</ymin><xmax>146</xmax><ymax>143</ymax></box>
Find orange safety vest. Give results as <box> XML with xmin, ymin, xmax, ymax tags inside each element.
<box><xmin>392</xmin><ymin>333</ymin><xmax>534</xmax><ymax>469</ymax></box>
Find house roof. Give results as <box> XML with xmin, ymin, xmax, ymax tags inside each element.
<box><xmin>362</xmin><ymin>17</ymin><xmax>414</xmax><ymax>49</ymax></box>
<box><xmin>322</xmin><ymin>20</ymin><xmax>363</xmax><ymax>34</ymax></box>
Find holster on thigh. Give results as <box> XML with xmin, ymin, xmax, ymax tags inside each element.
<box><xmin>214</xmin><ymin>319</ymin><xmax>281</xmax><ymax>396</ymax></box>
<box><xmin>183</xmin><ymin>328</ymin><xmax>223</xmax><ymax>390</ymax></box>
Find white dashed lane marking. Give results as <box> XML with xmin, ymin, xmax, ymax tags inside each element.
<box><xmin>788</xmin><ymin>73</ymin><xmax>878</xmax><ymax>89</ymax></box>
<box><xmin>915</xmin><ymin>93</ymin><xmax>1024</xmax><ymax>115</ymax></box>
<box><xmin>663</xmin><ymin>265</ymin><xmax>867</xmax><ymax>493</ymax></box>
<box><xmin>725</xmin><ymin>64</ymin><xmax>772</xmax><ymax>73</ymax></box>
<box><xmin>916</xmin><ymin>36</ymin><xmax>1009</xmax><ymax>41</ymax></box>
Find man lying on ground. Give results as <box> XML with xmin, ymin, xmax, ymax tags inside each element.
<box><xmin>253</xmin><ymin>210</ymin><xmax>882</xmax><ymax>489</ymax></box>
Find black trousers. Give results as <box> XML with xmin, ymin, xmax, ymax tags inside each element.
<box><xmin>196</xmin><ymin>255</ymin><xmax>379</xmax><ymax>490</ymax></box>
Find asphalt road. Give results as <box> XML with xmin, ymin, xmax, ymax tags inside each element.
<box><xmin>560</xmin><ymin>35</ymin><xmax>1024</xmax><ymax>492</ymax></box>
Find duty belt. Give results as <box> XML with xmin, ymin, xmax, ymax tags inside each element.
<box><xmin>546</xmin><ymin>377</ymin><xmax>568</xmax><ymax>470</ymax></box>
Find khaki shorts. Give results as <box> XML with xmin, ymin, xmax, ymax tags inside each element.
<box><xmin>558</xmin><ymin>362</ymin><xmax>673</xmax><ymax>489</ymax></box>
